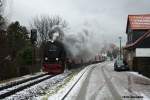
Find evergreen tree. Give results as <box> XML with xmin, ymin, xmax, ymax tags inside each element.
<box><xmin>7</xmin><ymin>21</ymin><xmax>29</xmax><ymax>59</ymax></box>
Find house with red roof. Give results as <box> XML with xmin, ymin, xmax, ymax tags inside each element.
<box><xmin>124</xmin><ymin>14</ymin><xmax>150</xmax><ymax>77</ymax></box>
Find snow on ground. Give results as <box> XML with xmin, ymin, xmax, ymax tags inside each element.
<box><xmin>3</xmin><ymin>61</ymin><xmax>150</xmax><ymax>100</ymax></box>
<box><xmin>0</xmin><ymin>75</ymin><xmax>50</xmax><ymax>96</ymax></box>
<box><xmin>0</xmin><ymin>72</ymin><xmax>45</xmax><ymax>88</ymax></box>
<box><xmin>46</xmin><ymin>65</ymin><xmax>93</xmax><ymax>100</ymax></box>
<box><xmin>106</xmin><ymin>61</ymin><xmax>114</xmax><ymax>67</ymax></box>
<box><xmin>4</xmin><ymin>71</ymin><xmax>71</xmax><ymax>100</ymax></box>
<box><xmin>107</xmin><ymin>61</ymin><xmax>150</xmax><ymax>84</ymax></box>
<box><xmin>62</xmin><ymin>65</ymin><xmax>94</xmax><ymax>100</ymax></box>
<box><xmin>95</xmin><ymin>84</ymin><xmax>113</xmax><ymax>100</ymax></box>
<box><xmin>129</xmin><ymin>72</ymin><xmax>150</xmax><ymax>80</ymax></box>
<box><xmin>128</xmin><ymin>72</ymin><xmax>150</xmax><ymax>85</ymax></box>
<box><xmin>84</xmin><ymin>63</ymin><xmax>107</xmax><ymax>100</ymax></box>
<box><xmin>141</xmin><ymin>93</ymin><xmax>150</xmax><ymax>100</ymax></box>
<box><xmin>106</xmin><ymin>61</ymin><xmax>150</xmax><ymax>100</ymax></box>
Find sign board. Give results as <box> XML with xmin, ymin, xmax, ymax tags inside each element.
<box><xmin>136</xmin><ymin>48</ymin><xmax>150</xmax><ymax>57</ymax></box>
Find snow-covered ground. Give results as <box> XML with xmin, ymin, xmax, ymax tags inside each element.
<box><xmin>54</xmin><ymin>61</ymin><xmax>150</xmax><ymax>100</ymax></box>
<box><xmin>47</xmin><ymin>64</ymin><xmax>94</xmax><ymax>100</ymax></box>
<box><xmin>106</xmin><ymin>62</ymin><xmax>150</xmax><ymax>100</ymax></box>
<box><xmin>3</xmin><ymin>66</ymin><xmax>90</xmax><ymax>100</ymax></box>
<box><xmin>2</xmin><ymin>61</ymin><xmax>150</xmax><ymax>100</ymax></box>
<box><xmin>0</xmin><ymin>72</ymin><xmax>45</xmax><ymax>89</ymax></box>
<box><xmin>4</xmin><ymin>72</ymin><xmax>70</xmax><ymax>100</ymax></box>
<box><xmin>0</xmin><ymin>75</ymin><xmax>50</xmax><ymax>96</ymax></box>
<box><xmin>128</xmin><ymin>72</ymin><xmax>150</xmax><ymax>85</ymax></box>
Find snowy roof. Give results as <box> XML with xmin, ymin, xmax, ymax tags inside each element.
<box><xmin>126</xmin><ymin>14</ymin><xmax>150</xmax><ymax>33</ymax></box>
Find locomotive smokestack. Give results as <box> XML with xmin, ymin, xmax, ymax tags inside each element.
<box><xmin>49</xmin><ymin>25</ymin><xmax>62</xmax><ymax>42</ymax></box>
<box><xmin>52</xmin><ymin>32</ymin><xmax>59</xmax><ymax>42</ymax></box>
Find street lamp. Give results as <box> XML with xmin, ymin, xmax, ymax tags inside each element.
<box><xmin>119</xmin><ymin>36</ymin><xmax>122</xmax><ymax>59</ymax></box>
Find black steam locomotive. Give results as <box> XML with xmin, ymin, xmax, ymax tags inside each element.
<box><xmin>42</xmin><ymin>40</ymin><xmax>67</xmax><ymax>74</ymax></box>
<box><xmin>42</xmin><ymin>40</ymin><xmax>105</xmax><ymax>74</ymax></box>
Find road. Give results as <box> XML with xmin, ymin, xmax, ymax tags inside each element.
<box><xmin>65</xmin><ymin>61</ymin><xmax>150</xmax><ymax>100</ymax></box>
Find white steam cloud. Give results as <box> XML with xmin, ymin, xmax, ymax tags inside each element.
<box><xmin>63</xmin><ymin>22</ymin><xmax>106</xmax><ymax>61</ymax></box>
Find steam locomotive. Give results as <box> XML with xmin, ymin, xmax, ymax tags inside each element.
<box><xmin>42</xmin><ymin>40</ymin><xmax>67</xmax><ymax>74</ymax></box>
<box><xmin>42</xmin><ymin>40</ymin><xmax>106</xmax><ymax>74</ymax></box>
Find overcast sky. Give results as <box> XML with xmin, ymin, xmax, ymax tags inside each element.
<box><xmin>5</xmin><ymin>0</ymin><xmax>150</xmax><ymax>46</ymax></box>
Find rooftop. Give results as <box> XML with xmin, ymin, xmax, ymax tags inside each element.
<box><xmin>126</xmin><ymin>14</ymin><xmax>150</xmax><ymax>32</ymax></box>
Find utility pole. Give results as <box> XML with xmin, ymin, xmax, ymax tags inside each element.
<box><xmin>119</xmin><ymin>36</ymin><xmax>122</xmax><ymax>59</ymax></box>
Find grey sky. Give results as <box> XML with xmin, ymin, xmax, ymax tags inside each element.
<box><xmin>5</xmin><ymin>0</ymin><xmax>150</xmax><ymax>46</ymax></box>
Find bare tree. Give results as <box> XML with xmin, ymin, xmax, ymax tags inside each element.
<box><xmin>32</xmin><ymin>15</ymin><xmax>68</xmax><ymax>45</ymax></box>
<box><xmin>31</xmin><ymin>15</ymin><xmax>68</xmax><ymax>64</ymax></box>
<box><xmin>0</xmin><ymin>0</ymin><xmax>6</xmax><ymax>15</ymax></box>
<box><xmin>0</xmin><ymin>0</ymin><xmax>3</xmax><ymax>13</ymax></box>
<box><xmin>0</xmin><ymin>0</ymin><xmax>6</xmax><ymax>30</ymax></box>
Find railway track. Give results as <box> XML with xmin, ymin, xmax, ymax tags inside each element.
<box><xmin>0</xmin><ymin>73</ymin><xmax>52</xmax><ymax>99</ymax></box>
<box><xmin>60</xmin><ymin>65</ymin><xmax>93</xmax><ymax>100</ymax></box>
<box><xmin>0</xmin><ymin>73</ymin><xmax>48</xmax><ymax>91</ymax></box>
<box><xmin>0</xmin><ymin>64</ymin><xmax>96</xmax><ymax>99</ymax></box>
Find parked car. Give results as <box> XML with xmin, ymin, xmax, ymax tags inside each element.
<box><xmin>114</xmin><ymin>57</ymin><xmax>129</xmax><ymax>71</ymax></box>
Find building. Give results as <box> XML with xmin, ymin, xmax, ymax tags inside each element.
<box><xmin>124</xmin><ymin>14</ymin><xmax>150</xmax><ymax>77</ymax></box>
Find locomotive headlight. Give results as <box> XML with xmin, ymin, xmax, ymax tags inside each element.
<box><xmin>56</xmin><ymin>58</ymin><xmax>59</xmax><ymax>61</ymax></box>
<box><xmin>45</xmin><ymin>57</ymin><xmax>48</xmax><ymax>61</ymax></box>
